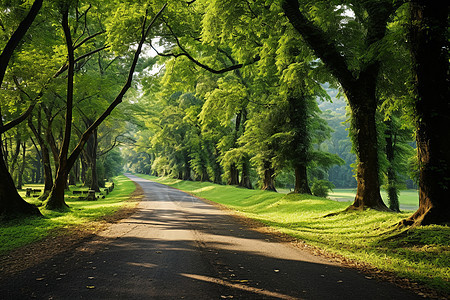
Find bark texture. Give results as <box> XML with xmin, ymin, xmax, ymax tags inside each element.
<box><xmin>261</xmin><ymin>160</ymin><xmax>276</xmax><ymax>192</ymax></box>
<box><xmin>0</xmin><ymin>146</ymin><xmax>41</xmax><ymax>219</ymax></box>
<box><xmin>402</xmin><ymin>0</ymin><xmax>450</xmax><ymax>225</ymax></box>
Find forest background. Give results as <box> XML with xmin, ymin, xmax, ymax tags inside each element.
<box><xmin>0</xmin><ymin>0</ymin><xmax>448</xmax><ymax>228</ymax></box>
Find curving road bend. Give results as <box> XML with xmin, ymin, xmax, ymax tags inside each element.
<box><xmin>1</xmin><ymin>174</ymin><xmax>422</xmax><ymax>299</ymax></box>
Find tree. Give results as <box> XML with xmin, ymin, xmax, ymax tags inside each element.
<box><xmin>401</xmin><ymin>1</ymin><xmax>450</xmax><ymax>225</ymax></box>
<box><xmin>282</xmin><ymin>0</ymin><xmax>398</xmax><ymax>210</ymax></box>
<box><xmin>45</xmin><ymin>3</ymin><xmax>167</xmax><ymax>210</ymax></box>
<box><xmin>0</xmin><ymin>0</ymin><xmax>43</xmax><ymax>219</ymax></box>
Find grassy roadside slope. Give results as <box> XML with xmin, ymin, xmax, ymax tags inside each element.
<box><xmin>137</xmin><ymin>174</ymin><xmax>449</xmax><ymax>296</ymax></box>
<box><xmin>0</xmin><ymin>175</ymin><xmax>137</xmax><ymax>256</ymax></box>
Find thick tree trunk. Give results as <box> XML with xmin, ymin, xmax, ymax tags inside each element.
<box><xmin>201</xmin><ymin>169</ymin><xmax>210</xmax><ymax>182</ymax></box>
<box><xmin>287</xmin><ymin>95</ymin><xmax>311</xmax><ymax>194</ymax></box>
<box><xmin>346</xmin><ymin>100</ymin><xmax>388</xmax><ymax>211</ymax></box>
<box><xmin>401</xmin><ymin>1</ymin><xmax>450</xmax><ymax>226</ymax></box>
<box><xmin>261</xmin><ymin>160</ymin><xmax>276</xmax><ymax>192</ymax></box>
<box><xmin>46</xmin><ymin>167</ymin><xmax>69</xmax><ymax>210</ymax></box>
<box><xmin>239</xmin><ymin>156</ymin><xmax>252</xmax><ymax>189</ymax></box>
<box><xmin>294</xmin><ymin>164</ymin><xmax>311</xmax><ymax>194</ymax></box>
<box><xmin>0</xmin><ymin>145</ymin><xmax>41</xmax><ymax>219</ymax></box>
<box><xmin>228</xmin><ymin>163</ymin><xmax>239</xmax><ymax>185</ymax></box>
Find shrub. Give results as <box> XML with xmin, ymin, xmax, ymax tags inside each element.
<box><xmin>311</xmin><ymin>180</ymin><xmax>335</xmax><ymax>198</ymax></box>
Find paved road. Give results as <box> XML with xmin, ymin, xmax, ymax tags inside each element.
<box><xmin>1</xmin><ymin>174</ymin><xmax>423</xmax><ymax>299</ymax></box>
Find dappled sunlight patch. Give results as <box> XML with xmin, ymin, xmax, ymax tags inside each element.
<box><xmin>192</xmin><ymin>186</ymin><xmax>215</xmax><ymax>193</ymax></box>
<box><xmin>180</xmin><ymin>273</ymin><xmax>296</xmax><ymax>299</ymax></box>
<box><xmin>127</xmin><ymin>262</ymin><xmax>157</xmax><ymax>268</ymax></box>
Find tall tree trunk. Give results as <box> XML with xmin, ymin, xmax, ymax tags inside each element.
<box><xmin>402</xmin><ymin>0</ymin><xmax>450</xmax><ymax>226</ymax></box>
<box><xmin>385</xmin><ymin>120</ymin><xmax>400</xmax><ymax>212</ymax></box>
<box><xmin>261</xmin><ymin>160</ymin><xmax>276</xmax><ymax>191</ymax></box>
<box><xmin>239</xmin><ymin>156</ymin><xmax>252</xmax><ymax>189</ymax></box>
<box><xmin>288</xmin><ymin>95</ymin><xmax>311</xmax><ymax>195</ymax></box>
<box><xmin>228</xmin><ymin>163</ymin><xmax>239</xmax><ymax>185</ymax></box>
<box><xmin>347</xmin><ymin>99</ymin><xmax>387</xmax><ymax>211</ymax></box>
<box><xmin>228</xmin><ymin>110</ymin><xmax>243</xmax><ymax>186</ymax></box>
<box><xmin>45</xmin><ymin>8</ymin><xmax>74</xmax><ymax>210</ymax></box>
<box><xmin>294</xmin><ymin>164</ymin><xmax>311</xmax><ymax>194</ymax></box>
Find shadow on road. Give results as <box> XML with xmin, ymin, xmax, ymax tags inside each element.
<box><xmin>0</xmin><ymin>176</ymin><xmax>423</xmax><ymax>300</ymax></box>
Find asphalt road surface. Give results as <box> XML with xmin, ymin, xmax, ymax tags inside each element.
<box><xmin>0</xmin><ymin>174</ymin><xmax>424</xmax><ymax>299</ymax></box>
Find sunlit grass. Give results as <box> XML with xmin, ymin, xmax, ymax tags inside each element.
<box><xmin>329</xmin><ymin>188</ymin><xmax>419</xmax><ymax>209</ymax></box>
<box><xmin>0</xmin><ymin>175</ymin><xmax>136</xmax><ymax>255</ymax></box>
<box><xmin>139</xmin><ymin>174</ymin><xmax>449</xmax><ymax>294</ymax></box>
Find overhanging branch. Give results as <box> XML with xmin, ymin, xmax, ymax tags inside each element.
<box><xmin>154</xmin><ymin>20</ymin><xmax>260</xmax><ymax>74</ymax></box>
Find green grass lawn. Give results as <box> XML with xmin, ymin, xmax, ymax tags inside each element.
<box><xmin>280</xmin><ymin>188</ymin><xmax>420</xmax><ymax>211</ymax></box>
<box><xmin>0</xmin><ymin>175</ymin><xmax>136</xmax><ymax>256</ymax></box>
<box><xmin>329</xmin><ymin>188</ymin><xmax>419</xmax><ymax>208</ymax></box>
<box><xmin>137</xmin><ymin>174</ymin><xmax>449</xmax><ymax>295</ymax></box>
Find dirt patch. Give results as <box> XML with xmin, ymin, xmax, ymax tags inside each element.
<box><xmin>0</xmin><ymin>182</ymin><xmax>143</xmax><ymax>281</ymax></box>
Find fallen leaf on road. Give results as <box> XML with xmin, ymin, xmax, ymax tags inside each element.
<box><xmin>86</xmin><ymin>286</ymin><xmax>95</xmax><ymax>289</ymax></box>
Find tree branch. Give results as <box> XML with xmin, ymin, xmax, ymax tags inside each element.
<box><xmin>53</xmin><ymin>45</ymin><xmax>109</xmax><ymax>78</ymax></box>
<box><xmin>153</xmin><ymin>21</ymin><xmax>260</xmax><ymax>74</ymax></box>
<box><xmin>281</xmin><ymin>0</ymin><xmax>355</xmax><ymax>88</ymax></box>
<box><xmin>74</xmin><ymin>30</ymin><xmax>106</xmax><ymax>50</ymax></box>
<box><xmin>0</xmin><ymin>104</ymin><xmax>35</xmax><ymax>134</ymax></box>
<box><xmin>66</xmin><ymin>3</ymin><xmax>168</xmax><ymax>169</ymax></box>
<box><xmin>0</xmin><ymin>0</ymin><xmax>43</xmax><ymax>85</ymax></box>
